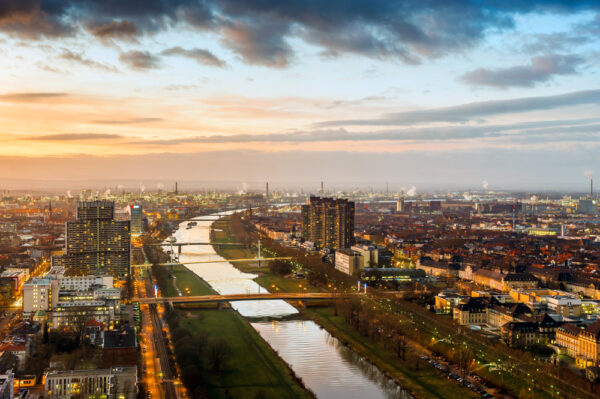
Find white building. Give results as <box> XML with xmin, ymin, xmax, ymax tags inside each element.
<box><xmin>45</xmin><ymin>366</ymin><xmax>137</xmax><ymax>399</ymax></box>
<box><xmin>58</xmin><ymin>275</ymin><xmax>113</xmax><ymax>291</ymax></box>
<box><xmin>335</xmin><ymin>249</ymin><xmax>363</xmax><ymax>275</ymax></box>
<box><xmin>22</xmin><ymin>278</ymin><xmax>59</xmax><ymax>316</ymax></box>
<box><xmin>23</xmin><ymin>275</ymin><xmax>120</xmax><ymax>330</ymax></box>
<box><xmin>351</xmin><ymin>244</ymin><xmax>378</xmax><ymax>268</ymax></box>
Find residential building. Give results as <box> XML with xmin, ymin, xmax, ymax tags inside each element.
<box><xmin>301</xmin><ymin>196</ymin><xmax>354</xmax><ymax>249</ymax></box>
<box><xmin>53</xmin><ymin>201</ymin><xmax>130</xmax><ymax>278</ymax></box>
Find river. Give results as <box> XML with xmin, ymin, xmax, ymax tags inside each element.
<box><xmin>169</xmin><ymin>213</ymin><xmax>411</xmax><ymax>399</ymax></box>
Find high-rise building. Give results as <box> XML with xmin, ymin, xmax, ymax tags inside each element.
<box><xmin>53</xmin><ymin>201</ymin><xmax>130</xmax><ymax>278</ymax></box>
<box><xmin>301</xmin><ymin>196</ymin><xmax>354</xmax><ymax>249</ymax></box>
<box><xmin>129</xmin><ymin>204</ymin><xmax>143</xmax><ymax>236</ymax></box>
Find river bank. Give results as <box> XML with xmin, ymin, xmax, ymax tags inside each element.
<box><xmin>211</xmin><ymin>215</ymin><xmax>478</xmax><ymax>399</ymax></box>
<box><xmin>146</xmin><ymin>233</ymin><xmax>314</xmax><ymax>398</ymax></box>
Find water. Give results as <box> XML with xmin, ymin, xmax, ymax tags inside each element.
<box><xmin>168</xmin><ymin>213</ymin><xmax>411</xmax><ymax>399</ymax></box>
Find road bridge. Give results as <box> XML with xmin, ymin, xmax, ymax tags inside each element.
<box><xmin>134</xmin><ymin>292</ymin><xmax>357</xmax><ymax>304</ymax></box>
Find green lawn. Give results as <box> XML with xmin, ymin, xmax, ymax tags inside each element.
<box><xmin>180</xmin><ymin>310</ymin><xmax>312</xmax><ymax>399</ymax></box>
<box><xmin>171</xmin><ymin>264</ymin><xmax>215</xmax><ymax>296</ymax></box>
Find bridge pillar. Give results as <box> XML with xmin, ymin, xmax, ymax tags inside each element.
<box><xmin>178</xmin><ymin>245</ymin><xmax>182</xmax><ymax>255</ymax></box>
<box><xmin>217</xmin><ymin>302</ymin><xmax>223</xmax><ymax>310</ymax></box>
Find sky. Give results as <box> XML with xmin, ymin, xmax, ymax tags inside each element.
<box><xmin>0</xmin><ymin>1</ymin><xmax>599</xmax><ymax>191</ymax></box>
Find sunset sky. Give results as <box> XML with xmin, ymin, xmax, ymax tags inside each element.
<box><xmin>1</xmin><ymin>1</ymin><xmax>599</xmax><ymax>189</ymax></box>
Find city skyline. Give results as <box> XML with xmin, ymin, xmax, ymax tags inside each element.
<box><xmin>1</xmin><ymin>1</ymin><xmax>600</xmax><ymax>187</ymax></box>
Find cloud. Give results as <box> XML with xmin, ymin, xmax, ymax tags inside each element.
<box><xmin>0</xmin><ymin>1</ymin><xmax>73</xmax><ymax>38</ymax></box>
<box><xmin>24</xmin><ymin>133</ymin><xmax>124</xmax><ymax>141</ymax></box>
<box><xmin>221</xmin><ymin>19</ymin><xmax>292</xmax><ymax>67</ymax></box>
<box><xmin>91</xmin><ymin>117</ymin><xmax>163</xmax><ymax>125</ymax></box>
<box><xmin>1</xmin><ymin>1</ymin><xmax>598</xmax><ymax>67</ymax></box>
<box><xmin>129</xmin><ymin>118</ymin><xmax>600</xmax><ymax>145</ymax></box>
<box><xmin>161</xmin><ymin>46</ymin><xmax>226</xmax><ymax>67</ymax></box>
<box><xmin>316</xmin><ymin>89</ymin><xmax>600</xmax><ymax>126</ymax></box>
<box><xmin>119</xmin><ymin>50</ymin><xmax>160</xmax><ymax>69</ymax></box>
<box><xmin>59</xmin><ymin>49</ymin><xmax>117</xmax><ymax>71</ymax></box>
<box><xmin>460</xmin><ymin>54</ymin><xmax>585</xmax><ymax>88</ymax></box>
<box><xmin>0</xmin><ymin>92</ymin><xmax>68</xmax><ymax>102</ymax></box>
<box><xmin>85</xmin><ymin>19</ymin><xmax>139</xmax><ymax>42</ymax></box>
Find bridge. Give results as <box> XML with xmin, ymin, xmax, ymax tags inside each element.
<box><xmin>134</xmin><ymin>292</ymin><xmax>356</xmax><ymax>304</ymax></box>
<box><xmin>132</xmin><ymin>257</ymin><xmax>294</xmax><ymax>268</ymax></box>
<box><xmin>149</xmin><ymin>242</ymin><xmax>246</xmax><ymax>247</ymax></box>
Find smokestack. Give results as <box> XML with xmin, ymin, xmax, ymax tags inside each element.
<box><xmin>265</xmin><ymin>182</ymin><xmax>269</xmax><ymax>199</ymax></box>
<box><xmin>591</xmin><ymin>177</ymin><xmax>594</xmax><ymax>198</ymax></box>
<box><xmin>175</xmin><ymin>181</ymin><xmax>178</xmax><ymax>195</ymax></box>
<box><xmin>320</xmin><ymin>181</ymin><xmax>324</xmax><ymax>194</ymax></box>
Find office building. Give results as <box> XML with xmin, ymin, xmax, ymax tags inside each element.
<box><xmin>351</xmin><ymin>244</ymin><xmax>379</xmax><ymax>268</ymax></box>
<box><xmin>301</xmin><ymin>196</ymin><xmax>354</xmax><ymax>249</ymax></box>
<box><xmin>129</xmin><ymin>204</ymin><xmax>143</xmax><ymax>236</ymax></box>
<box><xmin>53</xmin><ymin>201</ymin><xmax>130</xmax><ymax>278</ymax></box>
<box><xmin>335</xmin><ymin>249</ymin><xmax>362</xmax><ymax>275</ymax></box>
<box><xmin>45</xmin><ymin>366</ymin><xmax>137</xmax><ymax>399</ymax></box>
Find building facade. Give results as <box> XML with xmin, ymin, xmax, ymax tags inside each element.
<box><xmin>44</xmin><ymin>366</ymin><xmax>137</xmax><ymax>399</ymax></box>
<box><xmin>129</xmin><ymin>205</ymin><xmax>143</xmax><ymax>236</ymax></box>
<box><xmin>53</xmin><ymin>201</ymin><xmax>130</xmax><ymax>278</ymax></box>
<box><xmin>301</xmin><ymin>197</ymin><xmax>354</xmax><ymax>250</ymax></box>
<box><xmin>335</xmin><ymin>249</ymin><xmax>362</xmax><ymax>275</ymax></box>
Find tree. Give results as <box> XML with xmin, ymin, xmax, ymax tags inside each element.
<box><xmin>208</xmin><ymin>338</ymin><xmax>230</xmax><ymax>374</ymax></box>
<box><xmin>269</xmin><ymin>259</ymin><xmax>291</xmax><ymax>276</ymax></box>
<box><xmin>454</xmin><ymin>347</ymin><xmax>475</xmax><ymax>379</ymax></box>
<box><xmin>393</xmin><ymin>334</ymin><xmax>408</xmax><ymax>361</ymax></box>
<box><xmin>181</xmin><ymin>364</ymin><xmax>203</xmax><ymax>391</ymax></box>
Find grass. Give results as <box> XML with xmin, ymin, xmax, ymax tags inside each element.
<box><xmin>304</xmin><ymin>306</ymin><xmax>480</xmax><ymax>399</ymax></box>
<box><xmin>154</xmin><ymin>243</ymin><xmax>313</xmax><ymax>399</ymax></box>
<box><xmin>180</xmin><ymin>310</ymin><xmax>312</xmax><ymax>399</ymax></box>
<box><xmin>171</xmin><ymin>264</ymin><xmax>214</xmax><ymax>296</ymax></box>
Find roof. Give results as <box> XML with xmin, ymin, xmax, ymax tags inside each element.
<box><xmin>504</xmin><ymin>273</ymin><xmax>538</xmax><ymax>282</ymax></box>
<box><xmin>583</xmin><ymin>319</ymin><xmax>600</xmax><ymax>340</ymax></box>
<box><xmin>539</xmin><ymin>313</ymin><xmax>561</xmax><ymax>327</ymax></box>
<box><xmin>0</xmin><ymin>343</ymin><xmax>26</xmax><ymax>352</ymax></box>
<box><xmin>509</xmin><ymin>303</ymin><xmax>533</xmax><ymax>317</ymax></box>
<box><xmin>557</xmin><ymin>323</ymin><xmax>582</xmax><ymax>336</ymax></box>
<box><xmin>103</xmin><ymin>326</ymin><xmax>136</xmax><ymax>349</ymax></box>
<box><xmin>503</xmin><ymin>322</ymin><xmax>539</xmax><ymax>333</ymax></box>
<box><xmin>457</xmin><ymin>297</ymin><xmax>487</xmax><ymax>312</ymax></box>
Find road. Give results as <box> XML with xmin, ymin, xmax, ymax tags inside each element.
<box><xmin>142</xmin><ymin>270</ymin><xmax>179</xmax><ymax>399</ymax></box>
<box><xmin>135</xmin><ymin>267</ymin><xmax>181</xmax><ymax>399</ymax></box>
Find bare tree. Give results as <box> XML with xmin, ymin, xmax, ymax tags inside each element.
<box><xmin>208</xmin><ymin>338</ymin><xmax>229</xmax><ymax>374</ymax></box>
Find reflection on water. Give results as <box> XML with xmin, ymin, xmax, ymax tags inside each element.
<box><xmin>169</xmin><ymin>214</ymin><xmax>411</xmax><ymax>398</ymax></box>
<box><xmin>252</xmin><ymin>320</ymin><xmax>411</xmax><ymax>399</ymax></box>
